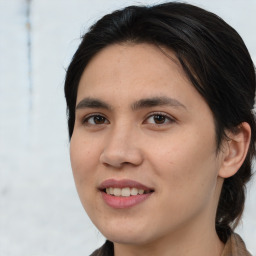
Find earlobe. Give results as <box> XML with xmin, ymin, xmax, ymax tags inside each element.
<box><xmin>218</xmin><ymin>122</ymin><xmax>251</xmax><ymax>178</ymax></box>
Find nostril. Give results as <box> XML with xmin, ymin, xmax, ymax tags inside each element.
<box><xmin>99</xmin><ymin>144</ymin><xmax>143</xmax><ymax>168</ymax></box>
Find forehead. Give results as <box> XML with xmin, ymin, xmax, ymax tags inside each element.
<box><xmin>76</xmin><ymin>43</ymin><xmax>206</xmax><ymax>112</ymax></box>
<box><xmin>81</xmin><ymin>43</ymin><xmax>183</xmax><ymax>77</ymax></box>
<box><xmin>78</xmin><ymin>44</ymin><xmax>186</xmax><ymax>92</ymax></box>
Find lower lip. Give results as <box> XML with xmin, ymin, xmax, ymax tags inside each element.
<box><xmin>101</xmin><ymin>192</ymin><xmax>152</xmax><ymax>209</ymax></box>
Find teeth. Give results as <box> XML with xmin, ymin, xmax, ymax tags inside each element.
<box><xmin>121</xmin><ymin>187</ymin><xmax>130</xmax><ymax>197</ymax></box>
<box><xmin>105</xmin><ymin>187</ymin><xmax>147</xmax><ymax>196</ymax></box>
<box><xmin>138</xmin><ymin>189</ymin><xmax>144</xmax><ymax>195</ymax></box>
<box><xmin>113</xmin><ymin>188</ymin><xmax>121</xmax><ymax>196</ymax></box>
<box><xmin>131</xmin><ymin>188</ymin><xmax>138</xmax><ymax>196</ymax></box>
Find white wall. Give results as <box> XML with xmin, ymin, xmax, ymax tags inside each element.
<box><xmin>0</xmin><ymin>0</ymin><xmax>255</xmax><ymax>255</ymax></box>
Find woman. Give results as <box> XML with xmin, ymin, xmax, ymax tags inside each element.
<box><xmin>64</xmin><ymin>2</ymin><xmax>255</xmax><ymax>255</ymax></box>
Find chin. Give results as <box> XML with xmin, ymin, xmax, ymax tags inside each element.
<box><xmin>97</xmin><ymin>222</ymin><xmax>154</xmax><ymax>245</ymax></box>
<box><xmin>105</xmin><ymin>232</ymin><xmax>153</xmax><ymax>245</ymax></box>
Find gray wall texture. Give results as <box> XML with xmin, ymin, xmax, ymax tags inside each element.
<box><xmin>0</xmin><ymin>0</ymin><xmax>255</xmax><ymax>255</ymax></box>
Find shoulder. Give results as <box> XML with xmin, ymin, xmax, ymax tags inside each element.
<box><xmin>221</xmin><ymin>233</ymin><xmax>252</xmax><ymax>256</ymax></box>
<box><xmin>90</xmin><ymin>240</ymin><xmax>114</xmax><ymax>256</ymax></box>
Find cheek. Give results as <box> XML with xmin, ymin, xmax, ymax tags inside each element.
<box><xmin>148</xmin><ymin>129</ymin><xmax>218</xmax><ymax>201</ymax></box>
<box><xmin>70</xmin><ymin>134</ymin><xmax>98</xmax><ymax>188</ymax></box>
<box><xmin>70</xmin><ymin>134</ymin><xmax>102</xmax><ymax>214</ymax></box>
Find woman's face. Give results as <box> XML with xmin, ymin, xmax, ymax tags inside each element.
<box><xmin>70</xmin><ymin>43</ymin><xmax>225</xmax><ymax>245</ymax></box>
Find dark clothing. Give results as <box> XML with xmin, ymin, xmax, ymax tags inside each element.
<box><xmin>90</xmin><ymin>240</ymin><xmax>113</xmax><ymax>256</ymax></box>
<box><xmin>90</xmin><ymin>233</ymin><xmax>251</xmax><ymax>256</ymax></box>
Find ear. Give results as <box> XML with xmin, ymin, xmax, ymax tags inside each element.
<box><xmin>218</xmin><ymin>122</ymin><xmax>251</xmax><ymax>178</ymax></box>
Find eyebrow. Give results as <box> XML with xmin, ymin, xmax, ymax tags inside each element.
<box><xmin>76</xmin><ymin>98</ymin><xmax>111</xmax><ymax>110</ymax></box>
<box><xmin>131</xmin><ymin>96</ymin><xmax>186</xmax><ymax>111</ymax></box>
<box><xmin>76</xmin><ymin>96</ymin><xmax>186</xmax><ymax>111</ymax></box>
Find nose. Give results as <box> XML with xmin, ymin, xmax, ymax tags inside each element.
<box><xmin>99</xmin><ymin>126</ymin><xmax>143</xmax><ymax>169</ymax></box>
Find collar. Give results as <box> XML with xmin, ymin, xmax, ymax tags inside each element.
<box><xmin>221</xmin><ymin>233</ymin><xmax>252</xmax><ymax>256</ymax></box>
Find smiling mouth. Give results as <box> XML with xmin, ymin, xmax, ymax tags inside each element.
<box><xmin>99</xmin><ymin>179</ymin><xmax>154</xmax><ymax>208</ymax></box>
<box><xmin>103</xmin><ymin>187</ymin><xmax>153</xmax><ymax>197</ymax></box>
<box><xmin>100</xmin><ymin>187</ymin><xmax>154</xmax><ymax>208</ymax></box>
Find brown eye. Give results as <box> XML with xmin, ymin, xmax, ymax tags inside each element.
<box><xmin>93</xmin><ymin>115</ymin><xmax>106</xmax><ymax>124</ymax></box>
<box><xmin>144</xmin><ymin>113</ymin><xmax>174</xmax><ymax>126</ymax></box>
<box><xmin>83</xmin><ymin>115</ymin><xmax>109</xmax><ymax>125</ymax></box>
<box><xmin>153</xmin><ymin>115</ymin><xmax>166</xmax><ymax>124</ymax></box>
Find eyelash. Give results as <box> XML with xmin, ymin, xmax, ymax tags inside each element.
<box><xmin>144</xmin><ymin>112</ymin><xmax>175</xmax><ymax>126</ymax></box>
<box><xmin>82</xmin><ymin>113</ymin><xmax>109</xmax><ymax>126</ymax></box>
<box><xmin>81</xmin><ymin>112</ymin><xmax>175</xmax><ymax>127</ymax></box>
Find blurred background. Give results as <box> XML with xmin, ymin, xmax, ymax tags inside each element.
<box><xmin>0</xmin><ymin>0</ymin><xmax>255</xmax><ymax>255</ymax></box>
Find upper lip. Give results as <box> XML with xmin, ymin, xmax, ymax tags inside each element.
<box><xmin>98</xmin><ymin>179</ymin><xmax>154</xmax><ymax>191</ymax></box>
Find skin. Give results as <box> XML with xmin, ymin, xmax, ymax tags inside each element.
<box><xmin>70</xmin><ymin>43</ymin><xmax>250</xmax><ymax>256</ymax></box>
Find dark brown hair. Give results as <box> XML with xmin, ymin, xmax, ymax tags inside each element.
<box><xmin>64</xmin><ymin>2</ymin><xmax>256</xmax><ymax>243</ymax></box>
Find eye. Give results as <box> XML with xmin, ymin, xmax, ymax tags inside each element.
<box><xmin>83</xmin><ymin>114</ymin><xmax>109</xmax><ymax>125</ymax></box>
<box><xmin>144</xmin><ymin>113</ymin><xmax>174</xmax><ymax>125</ymax></box>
